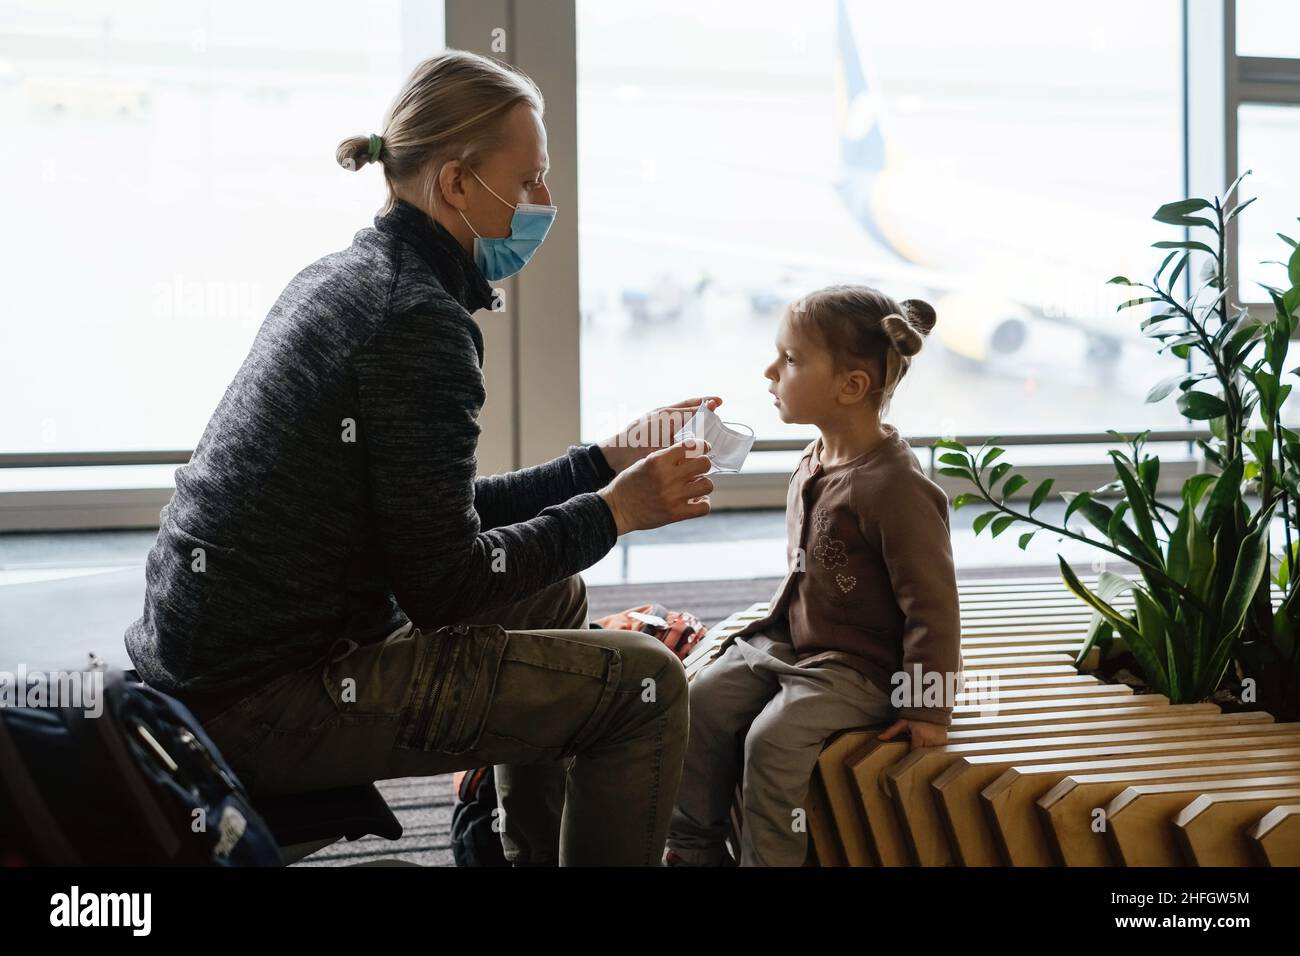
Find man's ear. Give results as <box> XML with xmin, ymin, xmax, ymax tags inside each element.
<box><xmin>436</xmin><ymin>160</ymin><xmax>469</xmax><ymax>211</ymax></box>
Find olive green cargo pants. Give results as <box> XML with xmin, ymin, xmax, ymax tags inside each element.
<box><xmin>198</xmin><ymin>575</ymin><xmax>688</xmax><ymax>866</ymax></box>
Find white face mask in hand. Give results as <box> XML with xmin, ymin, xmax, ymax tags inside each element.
<box><xmin>673</xmin><ymin>402</ymin><xmax>756</xmax><ymax>474</ymax></box>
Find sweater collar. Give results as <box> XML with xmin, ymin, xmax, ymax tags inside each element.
<box><xmin>809</xmin><ymin>423</ymin><xmax>903</xmax><ymax>475</ymax></box>
<box><xmin>373</xmin><ymin>198</ymin><xmax>495</xmax><ymax>314</ymax></box>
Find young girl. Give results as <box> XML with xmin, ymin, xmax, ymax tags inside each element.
<box><xmin>665</xmin><ymin>285</ymin><xmax>962</xmax><ymax>867</ymax></box>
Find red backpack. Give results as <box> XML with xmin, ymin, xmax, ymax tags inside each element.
<box><xmin>588</xmin><ymin>603</ymin><xmax>709</xmax><ymax>661</ymax></box>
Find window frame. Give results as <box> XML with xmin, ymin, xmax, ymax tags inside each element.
<box><xmin>1197</xmin><ymin>0</ymin><xmax>1300</xmax><ymax>313</ymax></box>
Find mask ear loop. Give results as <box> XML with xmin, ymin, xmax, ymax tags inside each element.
<box><xmin>720</xmin><ymin>420</ymin><xmax>755</xmax><ymax>439</ymax></box>
<box><xmin>456</xmin><ymin>207</ymin><xmax>483</xmax><ymax>239</ymax></box>
<box><xmin>469</xmin><ymin>167</ymin><xmax>518</xmax><ymax>211</ymax></box>
<box><xmin>691</xmin><ymin>401</ymin><xmax>754</xmax><ymax>439</ymax></box>
<box><xmin>457</xmin><ymin>166</ymin><xmax>513</xmax><ymax>240</ymax></box>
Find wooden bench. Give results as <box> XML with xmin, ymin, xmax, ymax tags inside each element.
<box><xmin>694</xmin><ymin>573</ymin><xmax>1295</xmax><ymax>867</ymax></box>
<box><xmin>1247</xmin><ymin>805</ymin><xmax>1300</xmax><ymax>865</ymax></box>
<box><xmin>989</xmin><ymin>750</ymin><xmax>1300</xmax><ymax>865</ymax></box>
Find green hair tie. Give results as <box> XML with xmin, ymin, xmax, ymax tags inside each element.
<box><xmin>367</xmin><ymin>133</ymin><xmax>383</xmax><ymax>162</ymax></box>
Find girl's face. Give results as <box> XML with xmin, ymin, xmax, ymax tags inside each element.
<box><xmin>764</xmin><ymin>310</ymin><xmax>838</xmax><ymax>425</ymax></box>
<box><xmin>764</xmin><ymin>309</ymin><xmax>879</xmax><ymax>426</ymax></box>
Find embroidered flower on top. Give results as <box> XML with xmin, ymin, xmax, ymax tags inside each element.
<box><xmin>812</xmin><ymin>507</ymin><xmax>832</xmax><ymax>534</ymax></box>
<box><xmin>813</xmin><ymin>535</ymin><xmax>847</xmax><ymax>570</ymax></box>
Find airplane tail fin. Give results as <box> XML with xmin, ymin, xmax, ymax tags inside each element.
<box><xmin>834</xmin><ymin>0</ymin><xmax>886</xmax><ymax>177</ymax></box>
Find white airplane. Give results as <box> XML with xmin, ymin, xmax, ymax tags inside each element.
<box><xmin>607</xmin><ymin>0</ymin><xmax>1157</xmax><ymax>372</ymax></box>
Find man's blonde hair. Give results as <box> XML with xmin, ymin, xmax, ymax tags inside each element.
<box><xmin>336</xmin><ymin>49</ymin><xmax>544</xmax><ymax>215</ymax></box>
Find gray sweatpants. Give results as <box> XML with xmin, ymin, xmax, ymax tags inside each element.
<box><xmin>666</xmin><ymin>630</ymin><xmax>894</xmax><ymax>866</ymax></box>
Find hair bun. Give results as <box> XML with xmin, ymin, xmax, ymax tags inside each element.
<box><xmin>880</xmin><ymin>313</ymin><xmax>924</xmax><ymax>357</ymax></box>
<box><xmin>901</xmin><ymin>298</ymin><xmax>937</xmax><ymax>335</ymax></box>
<box><xmin>335</xmin><ymin>134</ymin><xmax>374</xmax><ymax>172</ymax></box>
<box><xmin>880</xmin><ymin>299</ymin><xmax>937</xmax><ymax>357</ymax></box>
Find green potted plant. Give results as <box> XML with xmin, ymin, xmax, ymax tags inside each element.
<box><xmin>938</xmin><ymin>172</ymin><xmax>1300</xmax><ymax>719</ymax></box>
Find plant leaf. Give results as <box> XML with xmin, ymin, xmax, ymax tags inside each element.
<box><xmin>1153</xmin><ymin>198</ymin><xmax>1210</xmax><ymax>225</ymax></box>
<box><xmin>1058</xmin><ymin>559</ymin><xmax>1155</xmax><ymax>681</ymax></box>
<box><xmin>1166</xmin><ymin>251</ymin><xmax>1190</xmax><ymax>292</ymax></box>
<box><xmin>1219</xmin><ymin>502</ymin><xmax>1277</xmax><ymax>641</ymax></box>
<box><xmin>1222</xmin><ymin>169</ymin><xmax>1252</xmax><ymax>206</ymax></box>
<box><xmin>1177</xmin><ymin>390</ymin><xmax>1229</xmax><ymax>420</ymax></box>
<box><xmin>972</xmin><ymin>510</ymin><xmax>1000</xmax><ymax>535</ymax></box>
<box><xmin>1029</xmin><ymin>478</ymin><xmax>1055</xmax><ymax>514</ymax></box>
<box><xmin>1062</xmin><ymin>490</ymin><xmax>1092</xmax><ymax>525</ymax></box>
<box><xmin>1201</xmin><ymin>457</ymin><xmax>1244</xmax><ymax>540</ymax></box>
<box><xmin>1225</xmin><ymin>195</ymin><xmax>1258</xmax><ymax>224</ymax></box>
<box><xmin>1153</xmin><ymin>239</ymin><xmax>1216</xmax><ymax>255</ymax></box>
<box><xmin>1071</xmin><ymin>570</ymin><xmax>1133</xmax><ymax>668</ymax></box>
<box><xmin>1001</xmin><ymin>474</ymin><xmax>1029</xmax><ymax>499</ymax></box>
<box><xmin>1146</xmin><ymin>371</ymin><xmax>1209</xmax><ymax>404</ymax></box>
<box><xmin>1108</xmin><ymin>451</ymin><xmax>1159</xmax><ymax>552</ymax></box>
<box><xmin>990</xmin><ymin>515</ymin><xmax>1016</xmax><ymax>538</ymax></box>
<box><xmin>1182</xmin><ymin>473</ymin><xmax>1217</xmax><ymax>509</ymax></box>
<box><xmin>1131</xmin><ymin>586</ymin><xmax>1174</xmax><ymax>695</ymax></box>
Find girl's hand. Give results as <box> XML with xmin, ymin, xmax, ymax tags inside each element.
<box><xmin>597</xmin><ymin>396</ymin><xmax>723</xmax><ymax>475</ymax></box>
<box><xmin>878</xmin><ymin>718</ymin><xmax>948</xmax><ymax>751</ymax></box>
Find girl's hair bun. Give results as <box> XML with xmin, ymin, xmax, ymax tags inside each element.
<box><xmin>901</xmin><ymin>298</ymin><xmax>937</xmax><ymax>335</ymax></box>
<box><xmin>880</xmin><ymin>299</ymin><xmax>937</xmax><ymax>357</ymax></box>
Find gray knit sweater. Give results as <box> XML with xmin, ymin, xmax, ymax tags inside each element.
<box><xmin>125</xmin><ymin>199</ymin><xmax>618</xmax><ymax>696</ymax></box>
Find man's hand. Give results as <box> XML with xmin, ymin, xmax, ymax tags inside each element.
<box><xmin>597</xmin><ymin>439</ymin><xmax>714</xmax><ymax>535</ymax></box>
<box><xmin>597</xmin><ymin>396</ymin><xmax>723</xmax><ymax>475</ymax></box>
<box><xmin>878</xmin><ymin>718</ymin><xmax>948</xmax><ymax>751</ymax></box>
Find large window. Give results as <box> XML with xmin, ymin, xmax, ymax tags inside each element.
<box><xmin>1233</xmin><ymin>0</ymin><xmax>1300</xmax><ymax>308</ymax></box>
<box><xmin>1238</xmin><ymin>104</ymin><xmax>1300</xmax><ymax>299</ymax></box>
<box><xmin>3</xmin><ymin>0</ymin><xmax>1288</xmax><ymax>528</ymax></box>
<box><xmin>0</xmin><ymin>1</ymin><xmax>443</xmax><ymax>457</ymax></box>
<box><xmin>576</xmin><ymin>0</ymin><xmax>1187</xmax><ymax>449</ymax></box>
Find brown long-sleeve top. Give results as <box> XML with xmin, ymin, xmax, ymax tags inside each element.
<box><xmin>720</xmin><ymin>423</ymin><xmax>962</xmax><ymax>726</ymax></box>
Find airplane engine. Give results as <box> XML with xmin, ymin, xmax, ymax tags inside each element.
<box><xmin>931</xmin><ymin>291</ymin><xmax>1029</xmax><ymax>364</ymax></box>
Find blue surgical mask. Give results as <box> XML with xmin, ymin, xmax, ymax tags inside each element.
<box><xmin>457</xmin><ymin>168</ymin><xmax>557</xmax><ymax>281</ymax></box>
